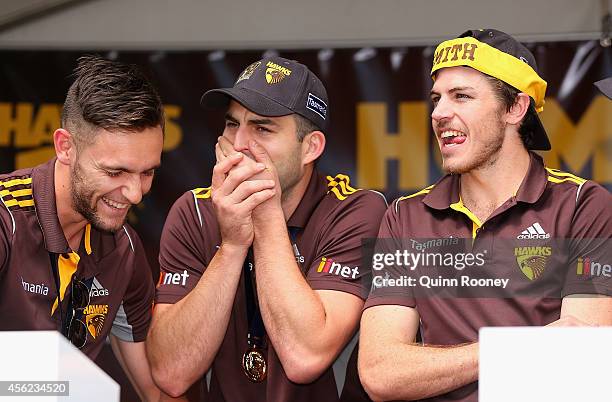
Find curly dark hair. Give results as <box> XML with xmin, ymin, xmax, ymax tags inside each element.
<box><xmin>485</xmin><ymin>75</ymin><xmax>540</xmax><ymax>150</ymax></box>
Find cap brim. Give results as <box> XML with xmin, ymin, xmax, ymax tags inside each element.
<box><xmin>594</xmin><ymin>77</ymin><xmax>612</xmax><ymax>100</ymax></box>
<box><xmin>200</xmin><ymin>87</ymin><xmax>294</xmax><ymax>117</ymax></box>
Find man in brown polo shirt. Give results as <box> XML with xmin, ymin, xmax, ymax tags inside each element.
<box><xmin>0</xmin><ymin>56</ymin><xmax>163</xmax><ymax>400</ymax></box>
<box><xmin>147</xmin><ymin>57</ymin><xmax>387</xmax><ymax>401</ymax></box>
<box><xmin>359</xmin><ymin>29</ymin><xmax>612</xmax><ymax>401</ymax></box>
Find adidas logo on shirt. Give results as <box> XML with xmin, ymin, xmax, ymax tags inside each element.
<box><xmin>90</xmin><ymin>277</ymin><xmax>109</xmax><ymax>297</ymax></box>
<box><xmin>517</xmin><ymin>222</ymin><xmax>550</xmax><ymax>239</ymax></box>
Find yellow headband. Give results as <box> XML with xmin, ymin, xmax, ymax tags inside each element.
<box><xmin>430</xmin><ymin>37</ymin><xmax>547</xmax><ymax>112</ymax></box>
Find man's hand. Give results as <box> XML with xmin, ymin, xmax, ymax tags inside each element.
<box><xmin>246</xmin><ymin>140</ymin><xmax>282</xmax><ymax>218</ymax></box>
<box><xmin>211</xmin><ymin>149</ymin><xmax>275</xmax><ymax>248</ymax></box>
<box><xmin>216</xmin><ymin>137</ymin><xmax>283</xmax><ymax>222</ymax></box>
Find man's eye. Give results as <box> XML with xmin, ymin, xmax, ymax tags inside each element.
<box><xmin>225</xmin><ymin>121</ymin><xmax>238</xmax><ymax>128</ymax></box>
<box><xmin>106</xmin><ymin>171</ymin><xmax>122</xmax><ymax>177</ymax></box>
<box><xmin>142</xmin><ymin>170</ymin><xmax>155</xmax><ymax>177</ymax></box>
<box><xmin>456</xmin><ymin>93</ymin><xmax>471</xmax><ymax>99</ymax></box>
<box><xmin>256</xmin><ymin>126</ymin><xmax>271</xmax><ymax>133</ymax></box>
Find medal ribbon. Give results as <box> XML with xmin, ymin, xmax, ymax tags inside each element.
<box><xmin>243</xmin><ymin>227</ymin><xmax>301</xmax><ymax>355</ymax></box>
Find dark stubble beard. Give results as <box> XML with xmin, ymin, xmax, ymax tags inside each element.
<box><xmin>70</xmin><ymin>161</ymin><xmax>125</xmax><ymax>233</ymax></box>
<box><xmin>277</xmin><ymin>145</ymin><xmax>303</xmax><ymax>204</ymax></box>
<box><xmin>443</xmin><ymin>112</ymin><xmax>506</xmax><ymax>175</ymax></box>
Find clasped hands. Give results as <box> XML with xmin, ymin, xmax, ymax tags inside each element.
<box><xmin>211</xmin><ymin>136</ymin><xmax>282</xmax><ymax>249</ymax></box>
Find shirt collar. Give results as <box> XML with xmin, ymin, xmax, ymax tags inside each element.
<box><xmin>31</xmin><ymin>158</ymin><xmax>71</xmax><ymax>254</ymax></box>
<box><xmin>423</xmin><ymin>151</ymin><xmax>548</xmax><ymax>210</ymax></box>
<box><xmin>514</xmin><ymin>152</ymin><xmax>548</xmax><ymax>204</ymax></box>
<box><xmin>31</xmin><ymin>158</ymin><xmax>109</xmax><ymax>264</ymax></box>
<box><xmin>286</xmin><ymin>169</ymin><xmax>327</xmax><ymax>229</ymax></box>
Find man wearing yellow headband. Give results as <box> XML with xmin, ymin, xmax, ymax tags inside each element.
<box><xmin>359</xmin><ymin>29</ymin><xmax>612</xmax><ymax>401</ymax></box>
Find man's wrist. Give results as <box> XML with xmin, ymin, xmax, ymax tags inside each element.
<box><xmin>253</xmin><ymin>207</ymin><xmax>285</xmax><ymax>234</ymax></box>
<box><xmin>218</xmin><ymin>242</ymin><xmax>250</xmax><ymax>256</ymax></box>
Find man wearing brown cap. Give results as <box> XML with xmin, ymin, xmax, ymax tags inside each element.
<box><xmin>147</xmin><ymin>56</ymin><xmax>387</xmax><ymax>401</ymax></box>
<box><xmin>0</xmin><ymin>56</ymin><xmax>163</xmax><ymax>400</ymax></box>
<box><xmin>359</xmin><ymin>29</ymin><xmax>612</xmax><ymax>401</ymax></box>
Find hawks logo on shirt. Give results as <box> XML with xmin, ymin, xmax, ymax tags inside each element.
<box><xmin>514</xmin><ymin>247</ymin><xmax>551</xmax><ymax>281</ymax></box>
<box><xmin>83</xmin><ymin>304</ymin><xmax>108</xmax><ymax>339</ymax></box>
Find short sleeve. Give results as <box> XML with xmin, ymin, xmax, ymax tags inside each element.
<box><xmin>306</xmin><ymin>191</ymin><xmax>387</xmax><ymax>300</ymax></box>
<box><xmin>111</xmin><ymin>226</ymin><xmax>155</xmax><ymax>342</ymax></box>
<box><xmin>364</xmin><ymin>199</ymin><xmax>418</xmax><ymax>309</ymax></box>
<box><xmin>562</xmin><ymin>182</ymin><xmax>612</xmax><ymax>297</ymax></box>
<box><xmin>155</xmin><ymin>191</ymin><xmax>211</xmax><ymax>304</ymax></box>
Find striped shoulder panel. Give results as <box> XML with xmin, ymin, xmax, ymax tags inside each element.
<box><xmin>0</xmin><ymin>175</ymin><xmax>35</xmax><ymax>212</ymax></box>
<box><xmin>397</xmin><ymin>184</ymin><xmax>435</xmax><ymax>202</ymax></box>
<box><xmin>545</xmin><ymin>167</ymin><xmax>587</xmax><ymax>186</ymax></box>
<box><xmin>326</xmin><ymin>174</ymin><xmax>360</xmax><ymax>201</ymax></box>
<box><xmin>191</xmin><ymin>187</ymin><xmax>212</xmax><ymax>199</ymax></box>
<box><xmin>395</xmin><ymin>184</ymin><xmax>435</xmax><ymax>212</ymax></box>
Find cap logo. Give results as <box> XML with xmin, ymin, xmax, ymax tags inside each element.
<box><xmin>236</xmin><ymin>61</ymin><xmax>261</xmax><ymax>84</ymax></box>
<box><xmin>306</xmin><ymin>93</ymin><xmax>327</xmax><ymax>120</ymax></box>
<box><xmin>265</xmin><ymin>61</ymin><xmax>292</xmax><ymax>84</ymax></box>
<box><xmin>432</xmin><ymin>42</ymin><xmax>478</xmax><ymax>67</ymax></box>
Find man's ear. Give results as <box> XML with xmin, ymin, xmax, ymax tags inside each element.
<box><xmin>301</xmin><ymin>131</ymin><xmax>326</xmax><ymax>165</ymax></box>
<box><xmin>505</xmin><ymin>93</ymin><xmax>531</xmax><ymax>125</ymax></box>
<box><xmin>54</xmin><ymin>128</ymin><xmax>76</xmax><ymax>166</ymax></box>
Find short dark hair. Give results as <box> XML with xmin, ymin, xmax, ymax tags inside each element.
<box><xmin>293</xmin><ymin>114</ymin><xmax>320</xmax><ymax>142</ymax></box>
<box><xmin>485</xmin><ymin>75</ymin><xmax>539</xmax><ymax>149</ymax></box>
<box><xmin>61</xmin><ymin>55</ymin><xmax>164</xmax><ymax>148</ymax></box>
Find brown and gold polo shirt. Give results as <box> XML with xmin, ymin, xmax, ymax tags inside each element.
<box><xmin>156</xmin><ymin>170</ymin><xmax>387</xmax><ymax>402</ymax></box>
<box><xmin>0</xmin><ymin>159</ymin><xmax>155</xmax><ymax>360</ymax></box>
<box><xmin>364</xmin><ymin>152</ymin><xmax>611</xmax><ymax>401</ymax></box>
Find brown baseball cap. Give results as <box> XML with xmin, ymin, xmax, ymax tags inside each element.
<box><xmin>201</xmin><ymin>56</ymin><xmax>329</xmax><ymax>130</ymax></box>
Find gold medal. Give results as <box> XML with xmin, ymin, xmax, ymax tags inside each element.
<box><xmin>242</xmin><ymin>347</ymin><xmax>267</xmax><ymax>382</ymax></box>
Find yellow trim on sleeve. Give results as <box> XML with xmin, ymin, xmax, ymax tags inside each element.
<box><xmin>0</xmin><ymin>188</ymin><xmax>32</xmax><ymax>198</ymax></box>
<box><xmin>3</xmin><ymin>199</ymin><xmax>34</xmax><ymax>208</ymax></box>
<box><xmin>0</xmin><ymin>177</ymin><xmax>32</xmax><ymax>188</ymax></box>
<box><xmin>397</xmin><ymin>185</ymin><xmax>434</xmax><ymax>202</ymax></box>
<box><xmin>326</xmin><ymin>174</ymin><xmax>360</xmax><ymax>201</ymax></box>
<box><xmin>545</xmin><ymin>168</ymin><xmax>586</xmax><ymax>185</ymax></box>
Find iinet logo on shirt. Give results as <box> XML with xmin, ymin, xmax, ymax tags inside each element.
<box><xmin>316</xmin><ymin>257</ymin><xmax>359</xmax><ymax>279</ymax></box>
<box><xmin>160</xmin><ymin>270</ymin><xmax>190</xmax><ymax>287</ymax></box>
<box><xmin>577</xmin><ymin>257</ymin><xmax>611</xmax><ymax>278</ymax></box>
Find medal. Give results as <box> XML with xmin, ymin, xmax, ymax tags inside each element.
<box><xmin>242</xmin><ymin>346</ymin><xmax>267</xmax><ymax>382</ymax></box>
